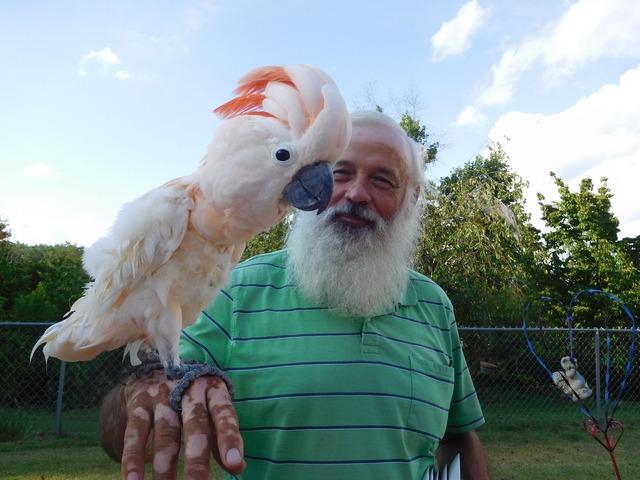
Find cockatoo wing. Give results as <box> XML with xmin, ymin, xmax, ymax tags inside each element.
<box><xmin>83</xmin><ymin>181</ymin><xmax>193</xmax><ymax>314</ymax></box>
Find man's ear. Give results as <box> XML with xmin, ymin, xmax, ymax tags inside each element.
<box><xmin>411</xmin><ymin>185</ymin><xmax>421</xmax><ymax>204</ymax></box>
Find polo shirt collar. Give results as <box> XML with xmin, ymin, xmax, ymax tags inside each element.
<box><xmin>399</xmin><ymin>278</ymin><xmax>418</xmax><ymax>307</ymax></box>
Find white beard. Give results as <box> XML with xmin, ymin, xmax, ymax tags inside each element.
<box><xmin>286</xmin><ymin>197</ymin><xmax>421</xmax><ymax>317</ymax></box>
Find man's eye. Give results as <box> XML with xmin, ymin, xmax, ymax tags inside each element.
<box><xmin>372</xmin><ymin>176</ymin><xmax>395</xmax><ymax>188</ymax></box>
<box><xmin>333</xmin><ymin>169</ymin><xmax>351</xmax><ymax>178</ymax></box>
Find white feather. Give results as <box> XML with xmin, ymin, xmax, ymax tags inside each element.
<box><xmin>286</xmin><ymin>65</ymin><xmax>325</xmax><ymax>120</ymax></box>
<box><xmin>32</xmin><ymin>64</ymin><xmax>352</xmax><ymax>368</ymax></box>
<box><xmin>264</xmin><ymin>82</ymin><xmax>307</xmax><ymax>137</ymax></box>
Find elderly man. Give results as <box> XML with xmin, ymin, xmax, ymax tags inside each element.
<box><xmin>100</xmin><ymin>111</ymin><xmax>490</xmax><ymax>480</ymax></box>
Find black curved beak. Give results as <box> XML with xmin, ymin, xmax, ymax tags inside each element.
<box><xmin>282</xmin><ymin>161</ymin><xmax>333</xmax><ymax>214</ymax></box>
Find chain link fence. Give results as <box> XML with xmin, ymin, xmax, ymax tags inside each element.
<box><xmin>1</xmin><ymin>323</ymin><xmax>639</xmax><ymax>443</ymax></box>
<box><xmin>1</xmin><ymin>322</ymin><xmax>124</xmax><ymax>442</ymax></box>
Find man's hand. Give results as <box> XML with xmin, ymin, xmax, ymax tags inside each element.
<box><xmin>437</xmin><ymin>431</ymin><xmax>490</xmax><ymax>480</ymax></box>
<box><xmin>99</xmin><ymin>369</ymin><xmax>245</xmax><ymax>480</ymax></box>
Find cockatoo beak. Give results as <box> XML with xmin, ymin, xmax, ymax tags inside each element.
<box><xmin>282</xmin><ymin>161</ymin><xmax>333</xmax><ymax>214</ymax></box>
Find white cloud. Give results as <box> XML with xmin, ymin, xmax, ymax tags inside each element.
<box><xmin>455</xmin><ymin>105</ymin><xmax>487</xmax><ymax>127</ymax></box>
<box><xmin>1</xmin><ymin>193</ymin><xmax>112</xmax><ymax>246</ymax></box>
<box><xmin>119</xmin><ymin>2</ymin><xmax>216</xmax><ymax>63</ymax></box>
<box><xmin>489</xmin><ymin>64</ymin><xmax>640</xmax><ymax>238</ymax></box>
<box><xmin>122</xmin><ymin>31</ymin><xmax>190</xmax><ymax>58</ymax></box>
<box><xmin>78</xmin><ymin>47</ymin><xmax>120</xmax><ymax>76</ymax></box>
<box><xmin>78</xmin><ymin>46</ymin><xmax>132</xmax><ymax>80</ymax></box>
<box><xmin>115</xmin><ymin>70</ymin><xmax>130</xmax><ymax>81</ymax></box>
<box><xmin>23</xmin><ymin>162</ymin><xmax>59</xmax><ymax>179</ymax></box>
<box><xmin>431</xmin><ymin>0</ymin><xmax>488</xmax><ymax>61</ymax></box>
<box><xmin>478</xmin><ymin>0</ymin><xmax>640</xmax><ymax>107</ymax></box>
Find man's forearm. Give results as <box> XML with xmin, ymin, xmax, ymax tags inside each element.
<box><xmin>437</xmin><ymin>431</ymin><xmax>490</xmax><ymax>480</ymax></box>
<box><xmin>98</xmin><ymin>383</ymin><xmax>128</xmax><ymax>463</ymax></box>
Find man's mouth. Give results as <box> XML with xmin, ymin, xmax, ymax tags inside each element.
<box><xmin>335</xmin><ymin>213</ymin><xmax>374</xmax><ymax>227</ymax></box>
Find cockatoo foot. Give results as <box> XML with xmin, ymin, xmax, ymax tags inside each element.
<box><xmin>167</xmin><ymin>360</ymin><xmax>233</xmax><ymax>413</ymax></box>
<box><xmin>165</xmin><ymin>362</ymin><xmax>188</xmax><ymax>381</ymax></box>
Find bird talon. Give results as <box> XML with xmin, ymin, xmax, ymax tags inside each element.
<box><xmin>167</xmin><ymin>361</ymin><xmax>234</xmax><ymax>413</ymax></box>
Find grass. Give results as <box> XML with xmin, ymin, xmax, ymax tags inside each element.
<box><xmin>481</xmin><ymin>403</ymin><xmax>640</xmax><ymax>479</ymax></box>
<box><xmin>0</xmin><ymin>436</ymin><xmax>224</xmax><ymax>480</ymax></box>
<box><xmin>2</xmin><ymin>404</ymin><xmax>640</xmax><ymax>479</ymax></box>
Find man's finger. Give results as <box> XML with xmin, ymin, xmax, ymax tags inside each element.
<box><xmin>206</xmin><ymin>379</ymin><xmax>246</xmax><ymax>474</ymax></box>
<box><xmin>121</xmin><ymin>403</ymin><xmax>152</xmax><ymax>480</ymax></box>
<box><xmin>152</xmin><ymin>394</ymin><xmax>181</xmax><ymax>480</ymax></box>
<box><xmin>182</xmin><ymin>377</ymin><xmax>214</xmax><ymax>480</ymax></box>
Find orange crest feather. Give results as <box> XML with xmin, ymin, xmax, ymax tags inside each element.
<box><xmin>214</xmin><ymin>66</ymin><xmax>296</xmax><ymax>119</ymax></box>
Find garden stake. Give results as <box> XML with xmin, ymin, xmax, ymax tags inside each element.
<box><xmin>523</xmin><ymin>289</ymin><xmax>638</xmax><ymax>480</ymax></box>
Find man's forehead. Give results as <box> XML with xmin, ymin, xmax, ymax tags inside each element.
<box><xmin>351</xmin><ymin>122</ymin><xmax>408</xmax><ymax>151</ymax></box>
<box><xmin>346</xmin><ymin>123</ymin><xmax>410</xmax><ymax>173</ymax></box>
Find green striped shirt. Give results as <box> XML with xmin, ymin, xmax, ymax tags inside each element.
<box><xmin>180</xmin><ymin>250</ymin><xmax>484</xmax><ymax>480</ymax></box>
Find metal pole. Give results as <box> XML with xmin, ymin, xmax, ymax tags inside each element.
<box><xmin>55</xmin><ymin>361</ymin><xmax>66</xmax><ymax>436</ymax></box>
<box><xmin>594</xmin><ymin>329</ymin><xmax>601</xmax><ymax>422</ymax></box>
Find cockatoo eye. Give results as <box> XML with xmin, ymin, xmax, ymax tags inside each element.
<box><xmin>275</xmin><ymin>149</ymin><xmax>290</xmax><ymax>161</ymax></box>
<box><xmin>271</xmin><ymin>143</ymin><xmax>296</xmax><ymax>166</ymax></box>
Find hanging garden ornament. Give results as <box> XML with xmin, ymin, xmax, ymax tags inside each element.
<box><xmin>523</xmin><ymin>289</ymin><xmax>638</xmax><ymax>480</ymax></box>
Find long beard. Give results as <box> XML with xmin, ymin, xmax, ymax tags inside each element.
<box><xmin>286</xmin><ymin>197</ymin><xmax>421</xmax><ymax>317</ymax></box>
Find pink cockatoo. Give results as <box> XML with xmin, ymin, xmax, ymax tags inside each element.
<box><xmin>32</xmin><ymin>65</ymin><xmax>351</xmax><ymax>385</ymax></box>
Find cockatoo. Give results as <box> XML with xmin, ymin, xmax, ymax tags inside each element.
<box><xmin>32</xmin><ymin>65</ymin><xmax>351</xmax><ymax>381</ymax></box>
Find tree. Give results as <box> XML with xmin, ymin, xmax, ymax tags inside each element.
<box><xmin>0</xmin><ymin>218</ymin><xmax>88</xmax><ymax>321</ymax></box>
<box><xmin>399</xmin><ymin>112</ymin><xmax>439</xmax><ymax>164</ymax></box>
<box><xmin>11</xmin><ymin>243</ymin><xmax>89</xmax><ymax>321</ymax></box>
<box><xmin>538</xmin><ymin>175</ymin><xmax>640</xmax><ymax>326</ymax></box>
<box><xmin>415</xmin><ymin>144</ymin><xmax>544</xmax><ymax>326</ymax></box>
<box><xmin>240</xmin><ymin>218</ymin><xmax>289</xmax><ymax>262</ymax></box>
<box><xmin>620</xmin><ymin>235</ymin><xmax>640</xmax><ymax>270</ymax></box>
<box><xmin>0</xmin><ymin>217</ymin><xmax>10</xmax><ymax>241</ymax></box>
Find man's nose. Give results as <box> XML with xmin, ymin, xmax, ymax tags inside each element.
<box><xmin>344</xmin><ymin>177</ymin><xmax>372</xmax><ymax>204</ymax></box>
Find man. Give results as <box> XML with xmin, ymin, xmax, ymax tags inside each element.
<box><xmin>100</xmin><ymin>111</ymin><xmax>490</xmax><ymax>480</ymax></box>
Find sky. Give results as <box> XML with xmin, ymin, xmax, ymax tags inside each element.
<box><xmin>1</xmin><ymin>0</ymin><xmax>639</xmax><ymax>246</ymax></box>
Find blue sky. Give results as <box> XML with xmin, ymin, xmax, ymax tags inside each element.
<box><xmin>1</xmin><ymin>0</ymin><xmax>639</xmax><ymax>245</ymax></box>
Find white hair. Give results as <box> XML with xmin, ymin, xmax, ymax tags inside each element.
<box><xmin>285</xmin><ymin>110</ymin><xmax>426</xmax><ymax>316</ymax></box>
<box><xmin>286</xmin><ymin>195</ymin><xmax>421</xmax><ymax>317</ymax></box>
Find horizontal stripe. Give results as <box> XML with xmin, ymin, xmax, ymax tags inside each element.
<box><xmin>451</xmin><ymin>390</ymin><xmax>477</xmax><ymax>404</ymax></box>
<box><xmin>231</xmin><ymin>282</ymin><xmax>295</xmax><ymax>290</ymax></box>
<box><xmin>365</xmin><ymin>331</ymin><xmax>449</xmax><ymax>358</ymax></box>
<box><xmin>219</xmin><ymin>289</ymin><xmax>233</xmax><ymax>301</ymax></box>
<box><xmin>227</xmin><ymin>360</ymin><xmax>454</xmax><ymax>384</ymax></box>
<box><xmin>448</xmin><ymin>416</ymin><xmax>485</xmax><ymax>430</ymax></box>
<box><xmin>418</xmin><ymin>299</ymin><xmax>452</xmax><ymax>312</ymax></box>
<box><xmin>390</xmin><ymin>313</ymin><xmax>450</xmax><ymax>332</ymax></box>
<box><xmin>410</xmin><ymin>277</ymin><xmax>436</xmax><ymax>285</ymax></box>
<box><xmin>234</xmin><ymin>391</ymin><xmax>449</xmax><ymax>412</ymax></box>
<box><xmin>233</xmin><ymin>306</ymin><xmax>329</xmax><ymax>314</ymax></box>
<box><xmin>235</xmin><ymin>261</ymin><xmax>285</xmax><ymax>270</ymax></box>
<box><xmin>418</xmin><ymin>299</ymin><xmax>443</xmax><ymax>306</ymax></box>
<box><xmin>201</xmin><ymin>311</ymin><xmax>231</xmax><ymax>340</ymax></box>
<box><xmin>233</xmin><ymin>331</ymin><xmax>449</xmax><ymax>359</ymax></box>
<box><xmin>235</xmin><ymin>332</ymin><xmax>359</xmax><ymax>342</ymax></box>
<box><xmin>455</xmin><ymin>365</ymin><xmax>469</xmax><ymax>377</ymax></box>
<box><xmin>245</xmin><ymin>454</ymin><xmax>432</xmax><ymax>465</ymax></box>
<box><xmin>180</xmin><ymin>330</ymin><xmax>220</xmax><ymax>368</ymax></box>
<box><xmin>241</xmin><ymin>424</ymin><xmax>441</xmax><ymax>441</ymax></box>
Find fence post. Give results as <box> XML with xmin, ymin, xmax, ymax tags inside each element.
<box><xmin>594</xmin><ymin>329</ymin><xmax>601</xmax><ymax>421</ymax></box>
<box><xmin>55</xmin><ymin>360</ymin><xmax>66</xmax><ymax>436</ymax></box>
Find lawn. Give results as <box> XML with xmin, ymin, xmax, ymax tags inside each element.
<box><xmin>1</xmin><ymin>404</ymin><xmax>639</xmax><ymax>479</ymax></box>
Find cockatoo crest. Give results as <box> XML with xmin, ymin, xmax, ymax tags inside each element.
<box><xmin>31</xmin><ymin>64</ymin><xmax>351</xmax><ymax>371</ymax></box>
<box><xmin>214</xmin><ymin>66</ymin><xmax>295</xmax><ymax>119</ymax></box>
